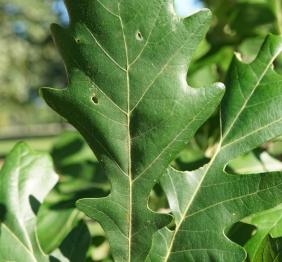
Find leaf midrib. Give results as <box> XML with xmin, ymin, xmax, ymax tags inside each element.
<box><xmin>163</xmin><ymin>46</ymin><xmax>281</xmax><ymax>262</ymax></box>
<box><xmin>1</xmin><ymin>224</ymin><xmax>37</xmax><ymax>262</ymax></box>
<box><xmin>117</xmin><ymin>2</ymin><xmax>132</xmax><ymax>261</ymax></box>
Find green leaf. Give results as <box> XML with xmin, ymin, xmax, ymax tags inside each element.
<box><xmin>51</xmin><ymin>222</ymin><xmax>91</xmax><ymax>262</ymax></box>
<box><xmin>0</xmin><ymin>143</ymin><xmax>58</xmax><ymax>261</ymax></box>
<box><xmin>247</xmin><ymin>235</ymin><xmax>282</xmax><ymax>262</ymax></box>
<box><xmin>0</xmin><ymin>143</ymin><xmax>91</xmax><ymax>262</ymax></box>
<box><xmin>154</xmin><ymin>34</ymin><xmax>282</xmax><ymax>261</ymax></box>
<box><xmin>243</xmin><ymin>205</ymin><xmax>282</xmax><ymax>261</ymax></box>
<box><xmin>38</xmin><ymin>208</ymin><xmax>82</xmax><ymax>254</ymax></box>
<box><xmin>41</xmin><ymin>1</ymin><xmax>224</xmax><ymax>260</ymax></box>
<box><xmin>228</xmin><ymin>151</ymin><xmax>282</xmax><ymax>174</ymax></box>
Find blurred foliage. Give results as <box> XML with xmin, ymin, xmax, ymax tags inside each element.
<box><xmin>37</xmin><ymin>132</ymin><xmax>110</xmax><ymax>257</ymax></box>
<box><xmin>189</xmin><ymin>0</ymin><xmax>282</xmax><ymax>88</ymax></box>
<box><xmin>188</xmin><ymin>0</ymin><xmax>282</xmax><ymax>166</ymax></box>
<box><xmin>0</xmin><ymin>0</ymin><xmax>66</xmax><ymax>130</ymax></box>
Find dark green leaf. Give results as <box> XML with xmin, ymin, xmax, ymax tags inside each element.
<box><xmin>51</xmin><ymin>222</ymin><xmax>91</xmax><ymax>262</ymax></box>
<box><xmin>41</xmin><ymin>1</ymin><xmax>224</xmax><ymax>260</ymax></box>
<box><xmin>38</xmin><ymin>208</ymin><xmax>82</xmax><ymax>254</ymax></box>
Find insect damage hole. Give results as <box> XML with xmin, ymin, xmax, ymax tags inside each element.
<box><xmin>91</xmin><ymin>94</ymin><xmax>98</xmax><ymax>104</ymax></box>
<box><xmin>136</xmin><ymin>31</ymin><xmax>143</xmax><ymax>41</ymax></box>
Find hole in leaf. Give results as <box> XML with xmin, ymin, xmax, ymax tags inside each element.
<box><xmin>136</xmin><ymin>31</ymin><xmax>143</xmax><ymax>41</ymax></box>
<box><xmin>90</xmin><ymin>222</ymin><xmax>111</xmax><ymax>260</ymax></box>
<box><xmin>75</xmin><ymin>38</ymin><xmax>81</xmax><ymax>44</ymax></box>
<box><xmin>172</xmin><ymin>113</ymin><xmax>220</xmax><ymax>172</ymax></box>
<box><xmin>227</xmin><ymin>144</ymin><xmax>282</xmax><ymax>175</ymax></box>
<box><xmin>227</xmin><ymin>221</ymin><xmax>256</xmax><ymax>247</ymax></box>
<box><xmin>148</xmin><ymin>183</ymin><xmax>169</xmax><ymax>212</ymax></box>
<box><xmin>91</xmin><ymin>95</ymin><xmax>98</xmax><ymax>104</ymax></box>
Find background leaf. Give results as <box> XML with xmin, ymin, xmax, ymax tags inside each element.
<box><xmin>0</xmin><ymin>142</ymin><xmax>58</xmax><ymax>261</ymax></box>
<box><xmin>51</xmin><ymin>222</ymin><xmax>91</xmax><ymax>262</ymax></box>
<box><xmin>154</xmin><ymin>34</ymin><xmax>282</xmax><ymax>261</ymax></box>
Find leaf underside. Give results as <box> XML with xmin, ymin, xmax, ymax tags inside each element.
<box><xmin>41</xmin><ymin>0</ymin><xmax>282</xmax><ymax>261</ymax></box>
<box><xmin>0</xmin><ymin>143</ymin><xmax>91</xmax><ymax>262</ymax></box>
<box><xmin>0</xmin><ymin>143</ymin><xmax>58</xmax><ymax>261</ymax></box>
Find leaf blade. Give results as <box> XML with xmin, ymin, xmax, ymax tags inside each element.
<box><xmin>0</xmin><ymin>143</ymin><xmax>58</xmax><ymax>261</ymax></box>
<box><xmin>42</xmin><ymin>1</ymin><xmax>224</xmax><ymax>260</ymax></box>
<box><xmin>159</xmin><ymin>34</ymin><xmax>282</xmax><ymax>262</ymax></box>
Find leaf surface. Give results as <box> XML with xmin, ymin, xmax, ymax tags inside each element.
<box><xmin>243</xmin><ymin>205</ymin><xmax>282</xmax><ymax>261</ymax></box>
<box><xmin>0</xmin><ymin>143</ymin><xmax>58</xmax><ymax>261</ymax></box>
<box><xmin>0</xmin><ymin>143</ymin><xmax>91</xmax><ymax>262</ymax></box>
<box><xmin>50</xmin><ymin>222</ymin><xmax>91</xmax><ymax>262</ymax></box>
<box><xmin>153</xmin><ymin>34</ymin><xmax>282</xmax><ymax>261</ymax></box>
<box><xmin>38</xmin><ymin>208</ymin><xmax>82</xmax><ymax>254</ymax></box>
<box><xmin>41</xmin><ymin>0</ymin><xmax>224</xmax><ymax>260</ymax></box>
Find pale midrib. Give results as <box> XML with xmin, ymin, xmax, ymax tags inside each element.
<box><xmin>2</xmin><ymin>224</ymin><xmax>37</xmax><ymax>262</ymax></box>
<box><xmin>221</xmin><ymin>56</ymin><xmax>277</xmax><ymax>142</ymax></box>
<box><xmin>163</xmin><ymin>50</ymin><xmax>278</xmax><ymax>262</ymax></box>
<box><xmin>163</xmin><ymin>145</ymin><xmax>222</xmax><ymax>262</ymax></box>
<box><xmin>118</xmin><ymin>2</ymin><xmax>132</xmax><ymax>262</ymax></box>
<box><xmin>221</xmin><ymin>116</ymin><xmax>282</xmax><ymax>150</ymax></box>
<box><xmin>16</xmin><ymin>154</ymin><xmax>34</xmax><ymax>253</ymax></box>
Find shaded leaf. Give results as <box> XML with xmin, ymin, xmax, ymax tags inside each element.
<box><xmin>51</xmin><ymin>222</ymin><xmax>91</xmax><ymax>262</ymax></box>
<box><xmin>248</xmin><ymin>235</ymin><xmax>282</xmax><ymax>262</ymax></box>
<box><xmin>154</xmin><ymin>34</ymin><xmax>282</xmax><ymax>261</ymax></box>
<box><xmin>243</xmin><ymin>205</ymin><xmax>282</xmax><ymax>261</ymax></box>
<box><xmin>0</xmin><ymin>143</ymin><xmax>58</xmax><ymax>261</ymax></box>
<box><xmin>38</xmin><ymin>208</ymin><xmax>82</xmax><ymax>254</ymax></box>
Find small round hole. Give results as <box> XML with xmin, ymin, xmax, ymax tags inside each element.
<box><xmin>75</xmin><ymin>38</ymin><xmax>81</xmax><ymax>44</ymax></box>
<box><xmin>136</xmin><ymin>31</ymin><xmax>143</xmax><ymax>41</ymax></box>
<box><xmin>91</xmin><ymin>95</ymin><xmax>98</xmax><ymax>104</ymax></box>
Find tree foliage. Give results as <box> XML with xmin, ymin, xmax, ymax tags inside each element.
<box><xmin>1</xmin><ymin>0</ymin><xmax>282</xmax><ymax>261</ymax></box>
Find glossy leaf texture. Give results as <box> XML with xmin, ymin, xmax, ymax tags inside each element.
<box><xmin>0</xmin><ymin>143</ymin><xmax>58</xmax><ymax>261</ymax></box>
<box><xmin>41</xmin><ymin>0</ymin><xmax>225</xmax><ymax>261</ymax></box>
<box><xmin>151</xmin><ymin>34</ymin><xmax>282</xmax><ymax>261</ymax></box>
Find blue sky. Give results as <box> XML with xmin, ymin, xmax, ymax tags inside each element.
<box><xmin>175</xmin><ymin>0</ymin><xmax>204</xmax><ymax>17</ymax></box>
<box><xmin>52</xmin><ymin>0</ymin><xmax>69</xmax><ymax>24</ymax></box>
